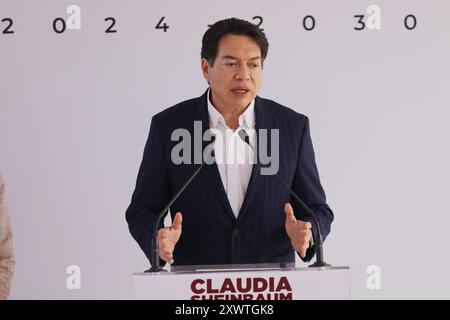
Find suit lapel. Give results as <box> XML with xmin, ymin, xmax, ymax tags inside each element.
<box><xmin>237</xmin><ymin>96</ymin><xmax>271</xmax><ymax>220</ymax></box>
<box><xmin>193</xmin><ymin>90</ymin><xmax>236</xmax><ymax>222</ymax></box>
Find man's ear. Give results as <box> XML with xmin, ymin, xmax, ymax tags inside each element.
<box><xmin>201</xmin><ymin>58</ymin><xmax>210</xmax><ymax>81</ymax></box>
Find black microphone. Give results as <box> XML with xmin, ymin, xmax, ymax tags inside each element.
<box><xmin>147</xmin><ymin>139</ymin><xmax>215</xmax><ymax>272</ymax></box>
<box><xmin>238</xmin><ymin>129</ymin><xmax>330</xmax><ymax>268</ymax></box>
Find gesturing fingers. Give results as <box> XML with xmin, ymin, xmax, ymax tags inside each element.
<box><xmin>160</xmin><ymin>242</ymin><xmax>175</xmax><ymax>264</ymax></box>
<box><xmin>289</xmin><ymin>221</ymin><xmax>313</xmax><ymax>257</ymax></box>
<box><xmin>284</xmin><ymin>202</ymin><xmax>296</xmax><ymax>224</ymax></box>
<box><xmin>172</xmin><ymin>212</ymin><xmax>183</xmax><ymax>231</ymax></box>
<box><xmin>159</xmin><ymin>236</ymin><xmax>176</xmax><ymax>264</ymax></box>
<box><xmin>160</xmin><ymin>252</ymin><xmax>174</xmax><ymax>264</ymax></box>
<box><xmin>299</xmin><ymin>243</ymin><xmax>309</xmax><ymax>258</ymax></box>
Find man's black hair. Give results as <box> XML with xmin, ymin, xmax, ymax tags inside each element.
<box><xmin>201</xmin><ymin>18</ymin><xmax>269</xmax><ymax>67</ymax></box>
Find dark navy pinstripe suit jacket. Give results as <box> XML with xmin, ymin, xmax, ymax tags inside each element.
<box><xmin>126</xmin><ymin>89</ymin><xmax>334</xmax><ymax>266</ymax></box>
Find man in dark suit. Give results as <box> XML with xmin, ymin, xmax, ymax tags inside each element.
<box><xmin>126</xmin><ymin>18</ymin><xmax>334</xmax><ymax>267</ymax></box>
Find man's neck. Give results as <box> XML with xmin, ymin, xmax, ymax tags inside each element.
<box><xmin>209</xmin><ymin>92</ymin><xmax>249</xmax><ymax>130</ymax></box>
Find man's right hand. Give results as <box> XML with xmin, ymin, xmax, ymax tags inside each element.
<box><xmin>157</xmin><ymin>212</ymin><xmax>182</xmax><ymax>264</ymax></box>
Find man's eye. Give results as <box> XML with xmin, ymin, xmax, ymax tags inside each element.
<box><xmin>225</xmin><ymin>63</ymin><xmax>236</xmax><ymax>67</ymax></box>
<box><xmin>251</xmin><ymin>64</ymin><xmax>260</xmax><ymax>68</ymax></box>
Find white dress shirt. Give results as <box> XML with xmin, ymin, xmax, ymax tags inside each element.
<box><xmin>207</xmin><ymin>90</ymin><xmax>256</xmax><ymax>218</ymax></box>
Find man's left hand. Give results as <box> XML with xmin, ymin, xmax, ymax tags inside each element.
<box><xmin>284</xmin><ymin>202</ymin><xmax>312</xmax><ymax>258</ymax></box>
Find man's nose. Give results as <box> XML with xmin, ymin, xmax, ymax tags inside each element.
<box><xmin>235</xmin><ymin>65</ymin><xmax>251</xmax><ymax>81</ymax></box>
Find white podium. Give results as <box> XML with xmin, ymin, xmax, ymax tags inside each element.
<box><xmin>132</xmin><ymin>263</ymin><xmax>350</xmax><ymax>300</ymax></box>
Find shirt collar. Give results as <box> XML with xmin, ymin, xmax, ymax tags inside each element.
<box><xmin>207</xmin><ymin>88</ymin><xmax>255</xmax><ymax>129</ymax></box>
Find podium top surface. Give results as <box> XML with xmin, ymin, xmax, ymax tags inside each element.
<box><xmin>133</xmin><ymin>262</ymin><xmax>349</xmax><ymax>276</ymax></box>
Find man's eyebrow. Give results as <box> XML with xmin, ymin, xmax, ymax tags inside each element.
<box><xmin>221</xmin><ymin>55</ymin><xmax>239</xmax><ymax>61</ymax></box>
<box><xmin>221</xmin><ymin>55</ymin><xmax>262</xmax><ymax>61</ymax></box>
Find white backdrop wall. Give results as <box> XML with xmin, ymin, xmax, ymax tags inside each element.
<box><xmin>1</xmin><ymin>0</ymin><xmax>449</xmax><ymax>299</ymax></box>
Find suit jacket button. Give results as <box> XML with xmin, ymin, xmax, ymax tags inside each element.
<box><xmin>233</xmin><ymin>228</ymin><xmax>240</xmax><ymax>236</ymax></box>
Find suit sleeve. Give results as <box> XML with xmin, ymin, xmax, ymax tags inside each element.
<box><xmin>291</xmin><ymin>116</ymin><xmax>334</xmax><ymax>263</ymax></box>
<box><xmin>125</xmin><ymin>116</ymin><xmax>172</xmax><ymax>265</ymax></box>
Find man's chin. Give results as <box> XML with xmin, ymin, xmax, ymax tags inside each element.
<box><xmin>236</xmin><ymin>100</ymin><xmax>252</xmax><ymax>109</ymax></box>
<box><xmin>232</xmin><ymin>96</ymin><xmax>254</xmax><ymax>108</ymax></box>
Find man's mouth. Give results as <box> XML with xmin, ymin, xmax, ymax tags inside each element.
<box><xmin>231</xmin><ymin>87</ymin><xmax>251</xmax><ymax>95</ymax></box>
